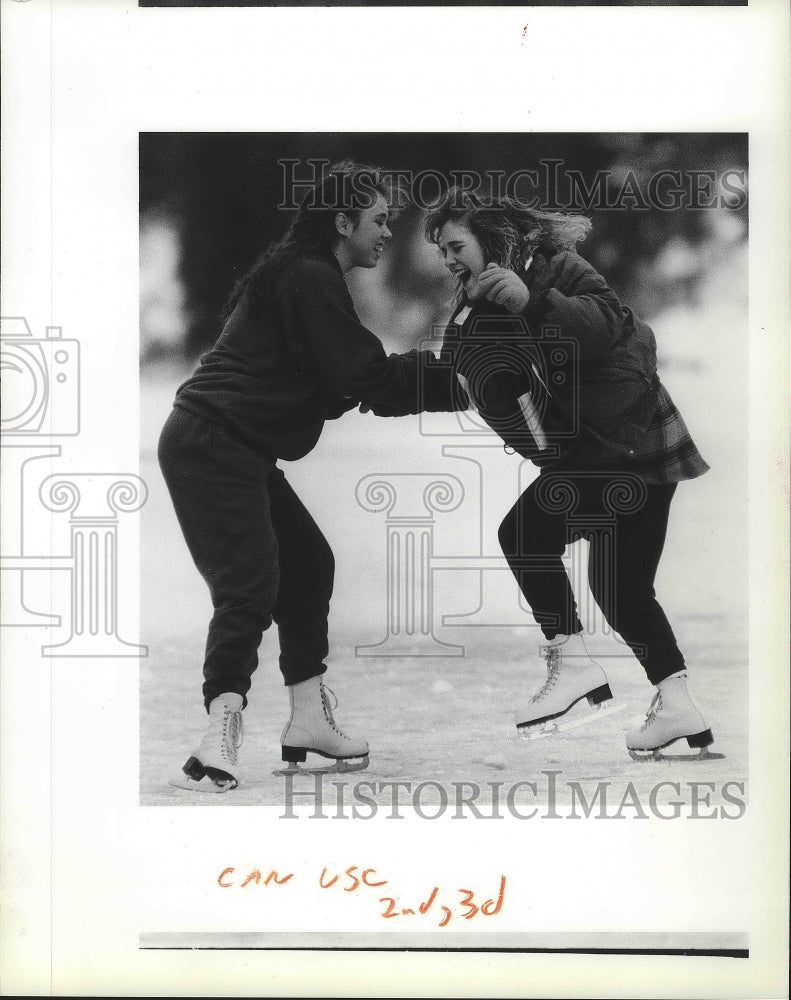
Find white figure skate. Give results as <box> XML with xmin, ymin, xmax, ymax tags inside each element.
<box><xmin>274</xmin><ymin>676</ymin><xmax>369</xmax><ymax>776</ymax></box>
<box><xmin>627</xmin><ymin>674</ymin><xmax>722</xmax><ymax>761</ymax></box>
<box><xmin>170</xmin><ymin>692</ymin><xmax>244</xmax><ymax>793</ymax></box>
<box><xmin>516</xmin><ymin>632</ymin><xmax>625</xmax><ymax>741</ymax></box>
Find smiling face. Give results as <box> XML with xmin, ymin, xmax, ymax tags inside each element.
<box><xmin>437</xmin><ymin>220</ymin><xmax>487</xmax><ymax>301</ymax></box>
<box><xmin>334</xmin><ymin>193</ymin><xmax>392</xmax><ymax>271</ymax></box>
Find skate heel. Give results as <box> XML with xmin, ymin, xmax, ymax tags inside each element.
<box><xmin>203</xmin><ymin>766</ymin><xmax>238</xmax><ymax>788</ymax></box>
<box><xmin>282</xmin><ymin>745</ymin><xmax>307</xmax><ymax>764</ymax></box>
<box><xmin>182</xmin><ymin>756</ymin><xmax>206</xmax><ymax>781</ymax></box>
<box><xmin>587</xmin><ymin>683</ymin><xmax>613</xmax><ymax>707</ymax></box>
<box><xmin>686</xmin><ymin>728</ymin><xmax>714</xmax><ymax>749</ymax></box>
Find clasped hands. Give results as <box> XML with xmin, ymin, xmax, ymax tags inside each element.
<box><xmin>358</xmin><ymin>265</ymin><xmax>530</xmax><ymax>417</ymax></box>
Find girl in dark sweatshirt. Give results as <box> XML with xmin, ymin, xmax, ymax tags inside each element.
<box><xmin>159</xmin><ymin>162</ymin><xmax>459</xmax><ymax>791</ymax></box>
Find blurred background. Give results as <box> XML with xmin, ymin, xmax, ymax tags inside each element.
<box><xmin>139</xmin><ymin>132</ymin><xmax>747</xmax><ymax>361</ymax></box>
<box><xmin>139</xmin><ymin>133</ymin><xmax>749</xmax><ymax>803</ymax></box>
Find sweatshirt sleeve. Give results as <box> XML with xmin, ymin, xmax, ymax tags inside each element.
<box><xmin>521</xmin><ymin>252</ymin><xmax>625</xmax><ymax>361</ymax></box>
<box><xmin>287</xmin><ymin>258</ymin><xmax>461</xmax><ymax>413</ymax></box>
<box><xmin>324</xmin><ymin>394</ymin><xmax>361</xmax><ymax>420</ymax></box>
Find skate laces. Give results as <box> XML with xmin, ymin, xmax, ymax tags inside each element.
<box><xmin>640</xmin><ymin>692</ymin><xmax>662</xmax><ymax>731</ymax></box>
<box><xmin>320</xmin><ymin>683</ymin><xmax>353</xmax><ymax>742</ymax></box>
<box><xmin>221</xmin><ymin>707</ymin><xmax>243</xmax><ymax>762</ymax></box>
<box><xmin>532</xmin><ymin>644</ymin><xmax>562</xmax><ymax>702</ymax></box>
<box><xmin>540</xmin><ymin>643</ymin><xmax>562</xmax><ymax>668</ymax></box>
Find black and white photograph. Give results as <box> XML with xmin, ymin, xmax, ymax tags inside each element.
<box><xmin>141</xmin><ymin>132</ymin><xmax>749</xmax><ymax>814</ymax></box>
<box><xmin>2</xmin><ymin>2</ymin><xmax>788</xmax><ymax>998</ymax></box>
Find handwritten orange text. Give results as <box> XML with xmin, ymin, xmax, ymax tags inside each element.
<box><xmin>214</xmin><ymin>864</ymin><xmax>508</xmax><ymax>927</ymax></box>
<box><xmin>318</xmin><ymin>865</ymin><xmax>388</xmax><ymax>891</ymax></box>
<box><xmin>379</xmin><ymin>875</ymin><xmax>506</xmax><ymax>927</ymax></box>
<box><xmin>217</xmin><ymin>868</ymin><xmax>295</xmax><ymax>888</ymax></box>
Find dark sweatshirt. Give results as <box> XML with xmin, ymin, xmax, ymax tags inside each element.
<box><xmin>174</xmin><ymin>251</ymin><xmax>461</xmax><ymax>460</ymax></box>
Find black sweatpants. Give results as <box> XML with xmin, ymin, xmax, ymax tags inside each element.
<box><xmin>158</xmin><ymin>406</ymin><xmax>331</xmax><ymax>710</ymax></box>
<box><xmin>497</xmin><ymin>470</ymin><xmax>685</xmax><ymax>685</ymax></box>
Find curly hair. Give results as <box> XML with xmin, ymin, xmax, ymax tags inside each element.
<box><xmin>224</xmin><ymin>160</ymin><xmax>397</xmax><ymax>319</ymax></box>
<box><xmin>425</xmin><ymin>187</ymin><xmax>592</xmax><ymax>278</ymax></box>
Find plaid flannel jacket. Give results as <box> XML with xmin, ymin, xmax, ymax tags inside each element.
<box><xmin>605</xmin><ymin>378</ymin><xmax>710</xmax><ymax>484</ymax></box>
<box><xmin>442</xmin><ymin>250</ymin><xmax>710</xmax><ymax>485</ymax></box>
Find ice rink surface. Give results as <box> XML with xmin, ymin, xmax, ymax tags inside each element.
<box><xmin>139</xmin><ymin>263</ymin><xmax>749</xmax><ymax>808</ymax></box>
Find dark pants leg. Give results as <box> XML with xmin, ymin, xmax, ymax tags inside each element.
<box><xmin>157</xmin><ymin>407</ymin><xmax>330</xmax><ymax>710</ymax></box>
<box><xmin>498</xmin><ymin>472</ymin><xmax>685</xmax><ymax>684</ymax></box>
<box><xmin>587</xmin><ymin>481</ymin><xmax>685</xmax><ymax>684</ymax></box>
<box><xmin>498</xmin><ymin>476</ymin><xmax>581</xmax><ymax>638</ymax></box>
<box><xmin>268</xmin><ymin>467</ymin><xmax>334</xmax><ymax>685</ymax></box>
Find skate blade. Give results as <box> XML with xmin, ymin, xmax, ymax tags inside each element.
<box><xmin>272</xmin><ymin>756</ymin><xmax>369</xmax><ymax>777</ymax></box>
<box><xmin>517</xmin><ymin>701</ymin><xmax>627</xmax><ymax>742</ymax></box>
<box><xmin>627</xmin><ymin>746</ymin><xmax>725</xmax><ymax>763</ymax></box>
<box><xmin>168</xmin><ymin>772</ymin><xmax>238</xmax><ymax>793</ymax></box>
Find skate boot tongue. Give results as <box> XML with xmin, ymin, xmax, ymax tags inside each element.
<box><xmin>225</xmin><ymin>708</ymin><xmax>243</xmax><ymax>756</ymax></box>
<box><xmin>320</xmin><ymin>683</ymin><xmax>340</xmax><ymax>727</ymax></box>
<box><xmin>216</xmin><ymin>692</ymin><xmax>243</xmax><ymax>712</ymax></box>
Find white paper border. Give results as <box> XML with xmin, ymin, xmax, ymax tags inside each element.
<box><xmin>1</xmin><ymin>1</ymin><xmax>788</xmax><ymax>997</ymax></box>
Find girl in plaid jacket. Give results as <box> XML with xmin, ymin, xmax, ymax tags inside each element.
<box><xmin>368</xmin><ymin>189</ymin><xmax>716</xmax><ymax>760</ymax></box>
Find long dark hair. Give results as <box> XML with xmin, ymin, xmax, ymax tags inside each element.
<box><xmin>223</xmin><ymin>159</ymin><xmax>395</xmax><ymax>319</ymax></box>
<box><xmin>425</xmin><ymin>187</ymin><xmax>592</xmax><ymax>301</ymax></box>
